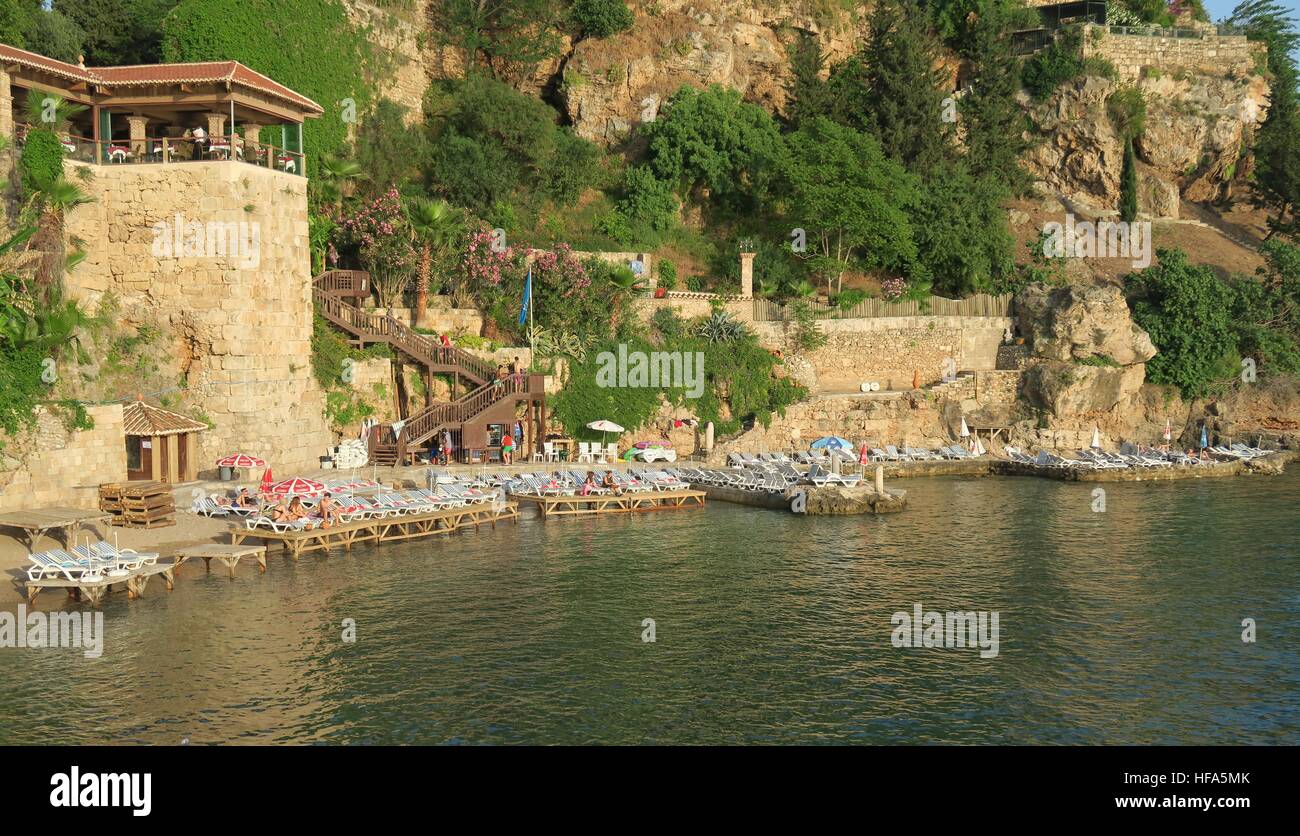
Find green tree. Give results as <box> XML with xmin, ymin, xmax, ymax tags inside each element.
<box><xmin>1226</xmin><ymin>1</ymin><xmax>1300</xmax><ymax>240</ymax></box>
<box><xmin>427</xmin><ymin>0</ymin><xmax>566</xmax><ymax>83</ymax></box>
<box><xmin>911</xmin><ymin>163</ymin><xmax>1015</xmax><ymax>295</ymax></box>
<box><xmin>959</xmin><ymin>2</ymin><xmax>1032</xmax><ymax>189</ymax></box>
<box><xmin>1119</xmin><ymin>136</ymin><xmax>1139</xmax><ymax>222</ymax></box>
<box><xmin>640</xmin><ymin>84</ymin><xmax>784</xmax><ymax>204</ymax></box>
<box><xmin>407</xmin><ymin>198</ymin><xmax>465</xmax><ymax>327</ymax></box>
<box><xmin>53</xmin><ymin>0</ymin><xmax>176</xmax><ymax>64</ymax></box>
<box><xmin>354</xmin><ymin>99</ymin><xmax>426</xmax><ymax>199</ymax></box>
<box><xmin>570</xmin><ymin>0</ymin><xmax>633</xmax><ymax>39</ymax></box>
<box><xmin>779</xmin><ymin>117</ymin><xmax>919</xmax><ymax>295</ymax></box>
<box><xmin>834</xmin><ymin>0</ymin><xmax>954</xmax><ymax>172</ymax></box>
<box><xmin>784</xmin><ymin>30</ymin><xmax>835</xmax><ymax>127</ymax></box>
<box><xmin>1126</xmin><ymin>249</ymin><xmax>1240</xmax><ymax>397</ymax></box>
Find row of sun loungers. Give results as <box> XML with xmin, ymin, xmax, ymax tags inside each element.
<box><xmin>504</xmin><ymin>469</ymin><xmax>689</xmax><ymax>497</ymax></box>
<box><xmin>1004</xmin><ymin>446</ymin><xmax>1228</xmax><ymax>470</ymax></box>
<box><xmin>27</xmin><ymin>542</ymin><xmax>160</xmax><ymax>582</ymax></box>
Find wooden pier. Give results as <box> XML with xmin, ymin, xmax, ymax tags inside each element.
<box><xmin>26</xmin><ymin>561</ymin><xmax>177</xmax><ymax>606</ymax></box>
<box><xmin>174</xmin><ymin>544</ymin><xmax>268</xmax><ymax>577</ymax></box>
<box><xmin>509</xmin><ymin>488</ymin><xmax>706</xmax><ymax>519</ymax></box>
<box><xmin>230</xmin><ymin>502</ymin><xmax>520</xmax><ymax>559</ymax></box>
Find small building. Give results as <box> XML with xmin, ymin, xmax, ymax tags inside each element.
<box><xmin>122</xmin><ymin>400</ymin><xmax>207</xmax><ymax>483</ymax></box>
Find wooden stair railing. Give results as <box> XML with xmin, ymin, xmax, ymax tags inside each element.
<box><xmin>311</xmin><ymin>271</ymin><xmax>496</xmax><ymax>385</ymax></box>
<box><xmin>398</xmin><ymin>376</ymin><xmax>533</xmax><ymax>447</ymax></box>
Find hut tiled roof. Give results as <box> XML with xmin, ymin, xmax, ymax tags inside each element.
<box><xmin>0</xmin><ymin>43</ymin><xmax>322</xmax><ymax>114</ymax></box>
<box><xmin>122</xmin><ymin>401</ymin><xmax>208</xmax><ymax>437</ymax></box>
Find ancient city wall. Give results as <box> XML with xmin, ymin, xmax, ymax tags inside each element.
<box><xmin>0</xmin><ymin>405</ymin><xmax>127</xmax><ymax>511</ymax></box>
<box><xmin>1081</xmin><ymin>24</ymin><xmax>1259</xmax><ymax>82</ymax></box>
<box><xmin>63</xmin><ymin>160</ymin><xmax>336</xmax><ymax>472</ymax></box>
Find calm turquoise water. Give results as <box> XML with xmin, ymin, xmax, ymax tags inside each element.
<box><xmin>1</xmin><ymin>471</ymin><xmax>1297</xmax><ymax>745</ymax></box>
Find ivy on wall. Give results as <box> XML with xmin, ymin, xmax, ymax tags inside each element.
<box><xmin>160</xmin><ymin>0</ymin><xmax>377</xmax><ymax>157</ymax></box>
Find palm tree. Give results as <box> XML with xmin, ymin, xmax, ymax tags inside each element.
<box><xmin>26</xmin><ymin>176</ymin><xmax>95</xmax><ymax>293</ymax></box>
<box><xmin>23</xmin><ymin>93</ymin><xmax>86</xmax><ymax>133</ymax></box>
<box><xmin>606</xmin><ymin>264</ymin><xmax>645</xmax><ymax>331</ymax></box>
<box><xmin>407</xmin><ymin>197</ymin><xmax>464</xmax><ymax>327</ymax></box>
<box><xmin>312</xmin><ymin>154</ymin><xmax>364</xmax><ymax>214</ymax></box>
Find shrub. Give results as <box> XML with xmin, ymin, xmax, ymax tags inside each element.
<box><xmin>1022</xmin><ymin>29</ymin><xmax>1084</xmax><ymax>100</ymax></box>
<box><xmin>657</xmin><ymin>258</ymin><xmax>677</xmax><ymax>290</ymax></box>
<box><xmin>570</xmin><ymin>0</ymin><xmax>634</xmax><ymax>39</ymax></box>
<box><xmin>20</xmin><ymin>129</ymin><xmax>64</xmax><ymax>190</ymax></box>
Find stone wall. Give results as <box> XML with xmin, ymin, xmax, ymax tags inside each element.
<box><xmin>0</xmin><ymin>405</ymin><xmax>127</xmax><ymax>511</ymax></box>
<box><xmin>362</xmin><ymin>304</ymin><xmax>484</xmax><ymax>335</ymax></box>
<box><xmin>63</xmin><ymin>160</ymin><xmax>336</xmax><ymax>472</ymax></box>
<box><xmin>1081</xmin><ymin>25</ymin><xmax>1258</xmax><ymax>82</ymax></box>
<box><xmin>757</xmin><ymin>316</ymin><xmax>1014</xmax><ymax>392</ymax></box>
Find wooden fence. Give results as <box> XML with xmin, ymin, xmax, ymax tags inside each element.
<box><xmin>751</xmin><ymin>293</ymin><xmax>1013</xmax><ymax>322</ymax></box>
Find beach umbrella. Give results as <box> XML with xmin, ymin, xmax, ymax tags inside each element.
<box><xmin>268</xmin><ymin>477</ymin><xmax>325</xmax><ymax>498</ymax></box>
<box><xmin>586</xmin><ymin>419</ymin><xmax>625</xmax><ymax>447</ymax></box>
<box><xmin>1091</xmin><ymin>427</ymin><xmax>1102</xmax><ymax>449</ymax></box>
<box><xmin>259</xmin><ymin>467</ymin><xmax>274</xmax><ymax>495</ymax></box>
<box><xmin>810</xmin><ymin>436</ymin><xmax>853</xmax><ymax>450</ymax></box>
<box><xmin>1163</xmin><ymin>419</ymin><xmax>1172</xmax><ymax>443</ymax></box>
<box><xmin>959</xmin><ymin>417</ymin><xmax>970</xmax><ymax>438</ymax></box>
<box><xmin>1200</xmin><ymin>424</ymin><xmax>1208</xmax><ymax>450</ymax></box>
<box><xmin>215</xmin><ymin>453</ymin><xmax>266</xmax><ymax>469</ymax></box>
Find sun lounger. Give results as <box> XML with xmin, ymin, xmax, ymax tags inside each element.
<box><xmin>27</xmin><ymin>549</ymin><xmax>105</xmax><ymax>582</ymax></box>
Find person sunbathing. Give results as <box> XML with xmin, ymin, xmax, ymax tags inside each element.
<box><xmin>286</xmin><ymin>497</ymin><xmax>308</xmax><ymax>521</ymax></box>
<box><xmin>316</xmin><ymin>493</ymin><xmax>344</xmax><ymax>528</ymax></box>
<box><xmin>272</xmin><ymin>499</ymin><xmax>293</xmax><ymax>522</ymax></box>
<box><xmin>234</xmin><ymin>488</ymin><xmax>256</xmax><ymax>509</ymax></box>
<box><xmin>580</xmin><ymin>471</ymin><xmax>598</xmax><ymax>496</ymax></box>
<box><xmin>601</xmin><ymin>471</ymin><xmax>622</xmax><ymax>495</ymax></box>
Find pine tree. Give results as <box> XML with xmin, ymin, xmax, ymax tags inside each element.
<box><xmin>1120</xmin><ymin>137</ymin><xmax>1139</xmax><ymax>222</ymax></box>
<box><xmin>959</xmin><ymin>3</ymin><xmax>1032</xmax><ymax>191</ymax></box>
<box><xmin>784</xmin><ymin>30</ymin><xmax>835</xmax><ymax>128</ymax></box>
<box><xmin>831</xmin><ymin>0</ymin><xmax>954</xmax><ymax>173</ymax></box>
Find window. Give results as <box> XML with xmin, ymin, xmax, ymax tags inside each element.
<box><xmin>126</xmin><ymin>437</ymin><xmax>143</xmax><ymax>471</ymax></box>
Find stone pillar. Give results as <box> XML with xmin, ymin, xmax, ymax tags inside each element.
<box><xmin>126</xmin><ymin>115</ymin><xmax>149</xmax><ymax>158</ymax></box>
<box><xmin>0</xmin><ymin>71</ymin><xmax>12</xmax><ymax>139</ymax></box>
<box><xmin>206</xmin><ymin>113</ymin><xmax>227</xmax><ymax>142</ymax></box>
<box><xmin>739</xmin><ymin>251</ymin><xmax>755</xmax><ymax>298</ymax></box>
<box><xmin>242</xmin><ymin>122</ymin><xmax>262</xmax><ymax>165</ymax></box>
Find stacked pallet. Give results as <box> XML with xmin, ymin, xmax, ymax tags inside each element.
<box><xmin>99</xmin><ymin>482</ymin><xmax>176</xmax><ymax>528</ymax></box>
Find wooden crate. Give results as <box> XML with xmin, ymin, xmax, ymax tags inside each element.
<box><xmin>99</xmin><ymin>481</ymin><xmax>175</xmax><ymax>528</ymax></box>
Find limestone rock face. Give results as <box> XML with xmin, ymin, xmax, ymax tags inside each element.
<box><xmin>1024</xmin><ymin>70</ymin><xmax>1269</xmax><ymax>217</ymax></box>
<box><xmin>1017</xmin><ymin>284</ymin><xmax>1157</xmax><ymax>365</ymax></box>
<box><xmin>559</xmin><ymin>0</ymin><xmax>861</xmax><ymax>144</ymax></box>
<box><xmin>1021</xmin><ymin>362</ymin><xmax>1147</xmax><ymax>417</ymax></box>
<box><xmin>801</xmin><ymin>484</ymin><xmax>907</xmax><ymax>515</ymax></box>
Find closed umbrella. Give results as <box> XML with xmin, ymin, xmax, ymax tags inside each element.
<box><xmin>1200</xmin><ymin>424</ymin><xmax>1208</xmax><ymax>451</ymax></box>
<box><xmin>1091</xmin><ymin>427</ymin><xmax>1102</xmax><ymax>449</ymax></box>
<box><xmin>1163</xmin><ymin>419</ymin><xmax>1172</xmax><ymax>445</ymax></box>
<box><xmin>959</xmin><ymin>417</ymin><xmax>970</xmax><ymax>438</ymax></box>
<box><xmin>259</xmin><ymin>467</ymin><xmax>274</xmax><ymax>495</ymax></box>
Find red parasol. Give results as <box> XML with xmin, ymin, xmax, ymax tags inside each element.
<box><xmin>259</xmin><ymin>467</ymin><xmax>274</xmax><ymax>495</ymax></box>
<box><xmin>216</xmin><ymin>453</ymin><xmax>267</xmax><ymax>468</ymax></box>
<box><xmin>266</xmin><ymin>477</ymin><xmax>325</xmax><ymax>498</ymax></box>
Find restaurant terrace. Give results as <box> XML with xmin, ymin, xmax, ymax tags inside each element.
<box><xmin>0</xmin><ymin>43</ymin><xmax>322</xmax><ymax>175</ymax></box>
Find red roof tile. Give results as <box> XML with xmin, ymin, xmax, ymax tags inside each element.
<box><xmin>0</xmin><ymin>43</ymin><xmax>322</xmax><ymax>115</ymax></box>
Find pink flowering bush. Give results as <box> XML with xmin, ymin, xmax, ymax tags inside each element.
<box><xmin>880</xmin><ymin>276</ymin><xmax>906</xmax><ymax>300</ymax></box>
<box><xmin>334</xmin><ymin>188</ymin><xmax>417</xmax><ymax>309</ymax></box>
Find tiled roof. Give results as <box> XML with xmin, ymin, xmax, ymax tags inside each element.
<box><xmin>0</xmin><ymin>43</ymin><xmax>322</xmax><ymax>115</ymax></box>
<box><xmin>122</xmin><ymin>401</ymin><xmax>209</xmax><ymax>437</ymax></box>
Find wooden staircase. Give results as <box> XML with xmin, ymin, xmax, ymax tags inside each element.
<box><xmin>313</xmin><ymin>270</ymin><xmax>546</xmax><ymax>463</ymax></box>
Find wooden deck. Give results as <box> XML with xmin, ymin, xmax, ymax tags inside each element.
<box><xmin>0</xmin><ymin>507</ymin><xmax>112</xmax><ymax>548</ymax></box>
<box><xmin>509</xmin><ymin>488</ymin><xmax>706</xmax><ymax>519</ymax></box>
<box><xmin>174</xmin><ymin>544</ymin><xmax>268</xmax><ymax>577</ymax></box>
<box><xmin>25</xmin><ymin>561</ymin><xmax>177</xmax><ymax>606</ymax></box>
<box><xmin>230</xmin><ymin>502</ymin><xmax>520</xmax><ymax>559</ymax></box>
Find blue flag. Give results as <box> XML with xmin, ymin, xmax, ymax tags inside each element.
<box><xmin>518</xmin><ymin>266</ymin><xmax>532</xmax><ymax>327</ymax></box>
